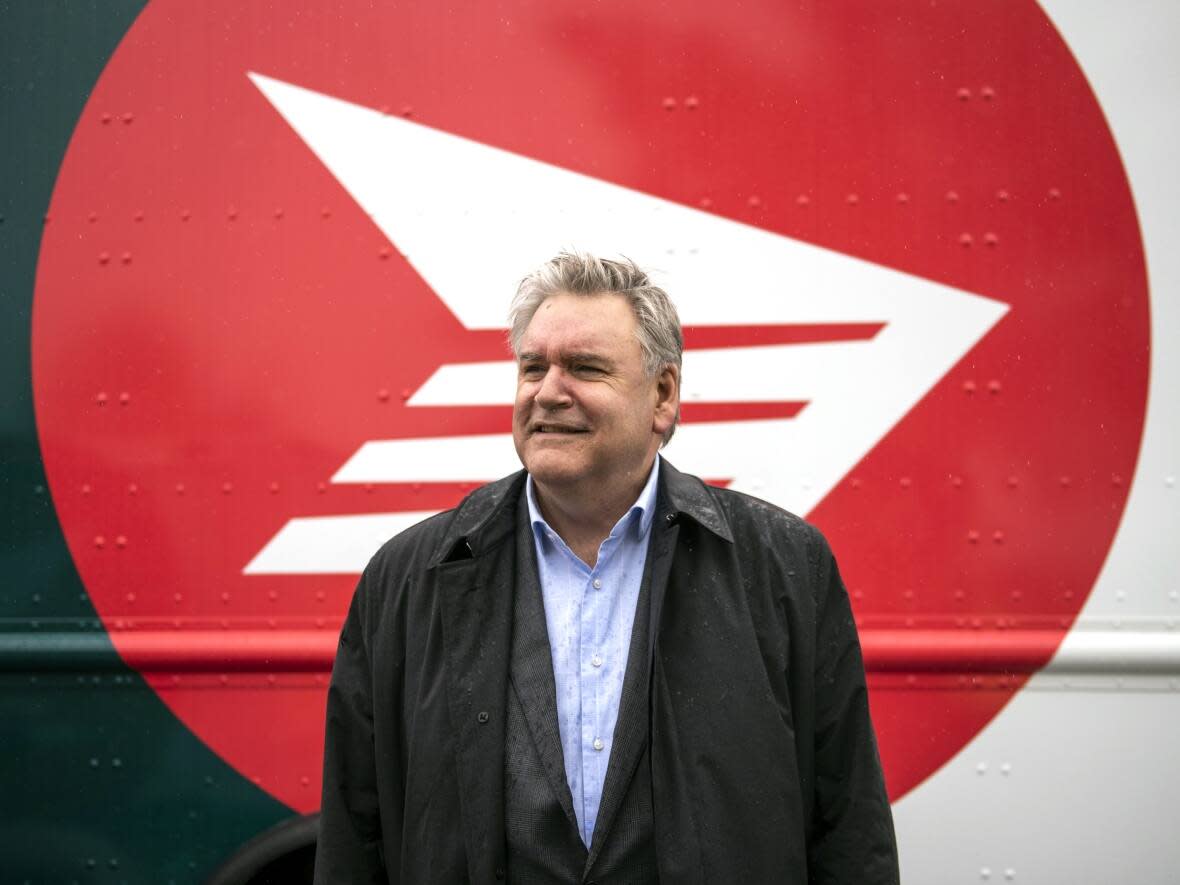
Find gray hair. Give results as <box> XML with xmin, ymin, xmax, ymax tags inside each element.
<box><xmin>508</xmin><ymin>251</ymin><xmax>683</xmax><ymax>444</ymax></box>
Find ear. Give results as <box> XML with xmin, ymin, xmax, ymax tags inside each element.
<box><xmin>652</xmin><ymin>364</ymin><xmax>680</xmax><ymax>436</ymax></box>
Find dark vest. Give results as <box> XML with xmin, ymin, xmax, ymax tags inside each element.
<box><xmin>504</xmin><ymin>497</ymin><xmax>659</xmax><ymax>884</ymax></box>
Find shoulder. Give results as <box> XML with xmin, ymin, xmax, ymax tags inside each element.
<box><xmin>353</xmin><ymin>470</ymin><xmax>526</xmax><ymax>616</ymax></box>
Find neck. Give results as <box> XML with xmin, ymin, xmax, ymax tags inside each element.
<box><xmin>533</xmin><ymin>459</ymin><xmax>655</xmax><ymax>567</ymax></box>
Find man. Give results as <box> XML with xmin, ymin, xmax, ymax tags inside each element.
<box><xmin>314</xmin><ymin>252</ymin><xmax>899</xmax><ymax>884</ymax></box>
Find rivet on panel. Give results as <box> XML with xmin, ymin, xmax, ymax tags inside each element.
<box><xmin>987</xmin><ymin>379</ymin><xmax>1001</xmax><ymax>394</ymax></box>
<box><xmin>269</xmin><ymin>482</ymin><xmax>280</xmax><ymax>494</ymax></box>
<box><xmin>173</xmin><ymin>592</ymin><xmax>182</xmax><ymax>603</ymax></box>
<box><xmin>1048</xmin><ymin>188</ymin><xmax>1061</xmax><ymax>200</ymax></box>
<box><xmin>959</xmin><ymin>233</ymin><xmax>973</xmax><ymax>247</ymax></box>
<box><xmin>1004</xmin><ymin>869</ymin><xmax>1015</xmax><ymax>881</ymax></box>
<box><xmin>227</xmin><ymin>207</ymin><xmax>238</xmax><ymax>221</ymax></box>
<box><xmin>220</xmin><ymin>674</ymin><xmax>229</xmax><ymax>685</ymax></box>
<box><xmin>181</xmin><ymin>209</ymin><xmax>191</xmax><ymax>221</ymax></box>
<box><xmin>315</xmin><ymin>590</ymin><xmax>326</xmax><ymax>602</ymax></box>
<box><xmin>899</xmin><ymin>476</ymin><xmax>911</xmax><ymax>489</ymax></box>
<box><xmin>364</xmin><ymin>483</ymin><xmax>375</xmax><ymax>494</ymax></box>
<box><xmin>320</xmin><ymin>207</ymin><xmax>332</xmax><ymax>219</ymax></box>
<box><xmin>684</xmin><ymin>95</ymin><xmax>699</xmax><ymax>110</ymax></box>
<box><xmin>992</xmin><ymin>530</ymin><xmax>1004</xmax><ymax>544</ymax></box>
<box><xmin>962</xmin><ymin>380</ymin><xmax>976</xmax><ymax>395</ymax></box>
<box><xmin>125</xmin><ymin>592</ymin><xmax>135</xmax><ymax>603</ymax></box>
<box><xmin>953</xmin><ymin>589</ymin><xmax>965</xmax><ymax>601</ymax></box>
<box><xmin>951</xmin><ymin>475</ymin><xmax>963</xmax><ymax>487</ymax></box>
<box><xmin>967</xmin><ymin>530</ymin><xmax>980</xmax><ymax>544</ymax></box>
<box><xmin>895</xmin><ymin>192</ymin><xmax>909</xmax><ymax>204</ymax></box>
<box><xmin>98</xmin><ymin>252</ymin><xmax>111</xmax><ymax>265</ymax></box>
<box><xmin>119</xmin><ymin>391</ymin><xmax>130</xmax><ymax>405</ymax></box>
<box><xmin>101</xmin><ymin>112</ymin><xmax>112</xmax><ymax>125</ymax></box>
<box><xmin>662</xmin><ymin>96</ymin><xmax>677</xmax><ymax>110</ymax></box>
<box><xmin>316</xmin><ymin>482</ymin><xmax>327</xmax><ymax>494</ymax></box>
<box><xmin>945</xmin><ymin>190</ymin><xmax>959</xmax><ymax>203</ymax></box>
<box><xmin>981</xmin><ymin>86</ymin><xmax>996</xmax><ymax>100</ymax></box>
<box><xmin>273</xmin><ymin>208</ymin><xmax>284</xmax><ymax>219</ymax></box>
<box><xmin>120</xmin><ymin>252</ymin><xmax>132</xmax><ymax>264</ymax></box>
<box><xmin>850</xmin><ymin>477</ymin><xmax>862</xmax><ymax>489</ymax></box>
<box><xmin>94</xmin><ymin>535</ymin><xmax>106</xmax><ymax>549</ymax></box>
<box><xmin>82</xmin><ymin>483</ymin><xmax>92</xmax><ymax>495</ymax></box>
<box><xmin>267</xmin><ymin>674</ymin><xmax>277</xmax><ymax>685</ymax></box>
<box><xmin>795</xmin><ymin>194</ymin><xmax>810</xmax><ymax>207</ymax></box>
<box><xmin>980</xmin><ymin>868</ymin><xmax>991</xmax><ymax>880</ymax></box>
<box><xmin>1058</xmin><ymin>475</ymin><xmax>1072</xmax><ymax>488</ymax></box>
<box><xmin>221</xmin><ymin>482</ymin><xmax>233</xmax><ymax>494</ymax></box>
<box><xmin>956</xmin><ymin>87</ymin><xmax>971</xmax><ymax>101</ymax></box>
<box><xmin>401</xmin><ymin>388</ymin><xmax>411</xmax><ymax>400</ymax></box>
<box><xmin>845</xmin><ymin>193</ymin><xmax>859</xmax><ymax>205</ymax></box>
<box><xmin>377</xmin><ymin>388</ymin><xmax>390</xmax><ymax>402</ymax></box>
<box><xmin>1010</xmin><ymin>590</ymin><xmax>1022</xmax><ymax>602</ymax></box>
<box><xmin>976</xmin><ymin>761</ymin><xmax>987</xmax><ymax>775</ymax></box>
<box><xmin>379</xmin><ymin>246</ymin><xmax>391</xmax><ymax>259</ymax></box>
<box><xmin>984</xmin><ymin>232</ymin><xmax>999</xmax><ymax>247</ymax></box>
<box><xmin>121</xmin><ymin>112</ymin><xmax>134</xmax><ymax>124</ymax></box>
<box><xmin>747</xmin><ymin>195</ymin><xmax>762</xmax><ymax>208</ymax></box>
<box><xmin>316</xmin><ymin>618</ymin><xmax>325</xmax><ymax>628</ymax></box>
<box><xmin>268</xmin><ymin>589</ymin><xmax>278</xmax><ymax>601</ymax></box>
<box><xmin>996</xmin><ymin>189</ymin><xmax>1011</xmax><ymax>202</ymax></box>
<box><xmin>115</xmin><ymin>535</ymin><xmax>127</xmax><ymax>548</ymax></box>
<box><xmin>88</xmin><ymin>211</ymin><xmax>98</xmax><ymax>223</ymax></box>
<box><xmin>175</xmin><ymin>482</ymin><xmax>186</xmax><ymax>495</ymax></box>
<box><xmin>699</xmin><ymin>197</ymin><xmax>714</xmax><ymax>209</ymax></box>
<box><xmin>1000</xmin><ymin>762</ymin><xmax>1012</xmax><ymax>775</ymax></box>
<box><xmin>128</xmin><ymin>483</ymin><xmax>138</xmax><ymax>495</ymax></box>
<box><xmin>134</xmin><ymin>210</ymin><xmax>144</xmax><ymax>222</ymax></box>
<box><xmin>400</xmin><ymin>105</ymin><xmax>414</xmax><ymax>118</ymax></box>
<box><xmin>1165</xmin><ymin>475</ymin><xmax>1175</xmax><ymax>487</ymax></box>
<box><xmin>1111</xmin><ymin>474</ymin><xmax>1123</xmax><ymax>486</ymax></box>
<box><xmin>1006</xmin><ymin>475</ymin><xmax>1018</xmax><ymax>488</ymax></box>
<box><xmin>220</xmin><ymin>592</ymin><xmax>230</xmax><ymax>604</ymax></box>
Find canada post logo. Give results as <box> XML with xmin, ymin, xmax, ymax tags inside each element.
<box><xmin>241</xmin><ymin>73</ymin><xmax>1007</xmax><ymax>576</ymax></box>
<box><xmin>32</xmin><ymin>0</ymin><xmax>1148</xmax><ymax>811</ymax></box>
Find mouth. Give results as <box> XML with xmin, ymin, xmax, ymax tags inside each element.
<box><xmin>530</xmin><ymin>422</ymin><xmax>589</xmax><ymax>436</ymax></box>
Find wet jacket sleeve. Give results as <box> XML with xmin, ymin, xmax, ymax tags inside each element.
<box><xmin>313</xmin><ymin>572</ymin><xmax>389</xmax><ymax>884</ymax></box>
<box><xmin>807</xmin><ymin>529</ymin><xmax>899</xmax><ymax>885</ymax></box>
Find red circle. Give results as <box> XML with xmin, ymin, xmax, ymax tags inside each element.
<box><xmin>33</xmin><ymin>0</ymin><xmax>1148</xmax><ymax>810</ymax></box>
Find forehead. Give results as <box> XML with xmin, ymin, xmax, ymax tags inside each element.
<box><xmin>519</xmin><ymin>292</ymin><xmax>639</xmax><ymax>354</ymax></box>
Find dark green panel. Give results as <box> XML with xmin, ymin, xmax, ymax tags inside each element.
<box><xmin>1</xmin><ymin>2</ymin><xmax>293</xmax><ymax>880</ymax></box>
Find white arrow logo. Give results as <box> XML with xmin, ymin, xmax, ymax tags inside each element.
<box><xmin>243</xmin><ymin>73</ymin><xmax>1008</xmax><ymax>575</ymax></box>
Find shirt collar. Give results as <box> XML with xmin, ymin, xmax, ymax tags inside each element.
<box><xmin>526</xmin><ymin>455</ymin><xmax>661</xmax><ymax>542</ymax></box>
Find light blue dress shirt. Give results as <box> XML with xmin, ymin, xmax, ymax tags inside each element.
<box><xmin>525</xmin><ymin>457</ymin><xmax>660</xmax><ymax>847</ymax></box>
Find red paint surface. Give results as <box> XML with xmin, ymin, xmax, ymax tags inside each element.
<box><xmin>33</xmin><ymin>0</ymin><xmax>1148</xmax><ymax>811</ymax></box>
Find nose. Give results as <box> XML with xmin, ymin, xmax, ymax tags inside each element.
<box><xmin>534</xmin><ymin>365</ymin><xmax>572</xmax><ymax>409</ymax></box>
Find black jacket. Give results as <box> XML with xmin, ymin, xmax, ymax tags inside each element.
<box><xmin>314</xmin><ymin>461</ymin><xmax>898</xmax><ymax>884</ymax></box>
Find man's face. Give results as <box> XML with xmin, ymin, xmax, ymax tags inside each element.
<box><xmin>512</xmin><ymin>292</ymin><xmax>678</xmax><ymax>503</ymax></box>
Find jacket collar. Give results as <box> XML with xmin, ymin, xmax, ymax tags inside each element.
<box><xmin>430</xmin><ymin>460</ymin><xmax>733</xmax><ymax>566</ymax></box>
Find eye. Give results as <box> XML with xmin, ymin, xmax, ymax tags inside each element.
<box><xmin>520</xmin><ymin>362</ymin><xmax>545</xmax><ymax>379</ymax></box>
<box><xmin>573</xmin><ymin>364</ymin><xmax>603</xmax><ymax>376</ymax></box>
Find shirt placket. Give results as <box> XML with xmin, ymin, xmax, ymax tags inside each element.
<box><xmin>579</xmin><ymin>534</ymin><xmax>617</xmax><ymax>845</ymax></box>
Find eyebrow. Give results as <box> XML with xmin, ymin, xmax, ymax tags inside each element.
<box><xmin>516</xmin><ymin>350</ymin><xmax>614</xmax><ymax>368</ymax></box>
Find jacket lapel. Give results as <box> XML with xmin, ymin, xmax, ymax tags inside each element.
<box><xmin>436</xmin><ymin>472</ymin><xmax>525</xmax><ymax>882</ymax></box>
<box><xmin>510</xmin><ymin>496</ymin><xmax>581</xmax><ymax>830</ymax></box>
<box><xmin>584</xmin><ymin>485</ymin><xmax>680</xmax><ymax>870</ymax></box>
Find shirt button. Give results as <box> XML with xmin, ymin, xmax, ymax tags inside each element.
<box><xmin>592</xmin><ymin>578</ymin><xmax>602</xmax><ymax>589</ymax></box>
<box><xmin>591</xmin><ymin>654</ymin><xmax>603</xmax><ymax>668</ymax></box>
<box><xmin>592</xmin><ymin>738</ymin><xmax>604</xmax><ymax>751</ymax></box>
